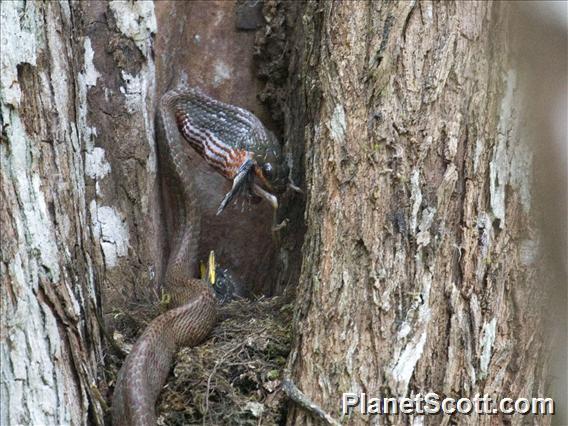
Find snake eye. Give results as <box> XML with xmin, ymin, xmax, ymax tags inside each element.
<box><xmin>262</xmin><ymin>163</ymin><xmax>274</xmax><ymax>179</ymax></box>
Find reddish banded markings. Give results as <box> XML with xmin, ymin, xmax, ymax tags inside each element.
<box><xmin>175</xmin><ymin>109</ymin><xmax>252</xmax><ymax>179</ymax></box>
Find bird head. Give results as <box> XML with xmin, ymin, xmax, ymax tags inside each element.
<box><xmin>251</xmin><ymin>130</ymin><xmax>290</xmax><ymax>196</ymax></box>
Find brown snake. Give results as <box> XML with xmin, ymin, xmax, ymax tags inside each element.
<box><xmin>111</xmin><ymin>90</ymin><xmax>217</xmax><ymax>425</ymax></box>
<box><xmin>111</xmin><ymin>87</ymin><xmax>291</xmax><ymax>425</ymax></box>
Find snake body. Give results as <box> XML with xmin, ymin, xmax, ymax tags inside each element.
<box><xmin>111</xmin><ymin>90</ymin><xmax>217</xmax><ymax>425</ymax></box>
<box><xmin>111</xmin><ymin>87</ymin><xmax>288</xmax><ymax>425</ymax></box>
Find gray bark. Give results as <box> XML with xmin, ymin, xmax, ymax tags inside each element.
<box><xmin>1</xmin><ymin>1</ymin><xmax>157</xmax><ymax>424</ymax></box>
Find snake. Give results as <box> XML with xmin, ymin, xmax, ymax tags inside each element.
<box><xmin>111</xmin><ymin>87</ymin><xmax>291</xmax><ymax>425</ymax></box>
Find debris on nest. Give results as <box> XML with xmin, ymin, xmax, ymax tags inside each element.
<box><xmin>107</xmin><ymin>293</ymin><xmax>294</xmax><ymax>426</ymax></box>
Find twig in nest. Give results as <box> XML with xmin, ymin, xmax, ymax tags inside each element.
<box><xmin>282</xmin><ymin>374</ymin><xmax>340</xmax><ymax>426</ymax></box>
<box><xmin>203</xmin><ymin>343</ymin><xmax>245</xmax><ymax>425</ymax></box>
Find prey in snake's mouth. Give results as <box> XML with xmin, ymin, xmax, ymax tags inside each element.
<box><xmin>215</xmin><ymin>156</ymin><xmax>288</xmax><ymax>216</ymax></box>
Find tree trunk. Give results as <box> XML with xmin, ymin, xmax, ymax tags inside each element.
<box><xmin>285</xmin><ymin>2</ymin><xmax>550</xmax><ymax>425</ymax></box>
<box><xmin>1</xmin><ymin>1</ymin><xmax>157</xmax><ymax>424</ymax></box>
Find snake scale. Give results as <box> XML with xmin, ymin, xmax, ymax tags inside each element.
<box><xmin>111</xmin><ymin>87</ymin><xmax>290</xmax><ymax>425</ymax></box>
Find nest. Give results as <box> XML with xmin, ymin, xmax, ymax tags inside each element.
<box><xmin>107</xmin><ymin>293</ymin><xmax>294</xmax><ymax>426</ymax></box>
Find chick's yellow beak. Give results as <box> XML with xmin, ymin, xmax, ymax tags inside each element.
<box><xmin>200</xmin><ymin>250</ymin><xmax>216</xmax><ymax>285</ymax></box>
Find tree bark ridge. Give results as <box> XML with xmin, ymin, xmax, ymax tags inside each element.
<box><xmin>285</xmin><ymin>2</ymin><xmax>546</xmax><ymax>425</ymax></box>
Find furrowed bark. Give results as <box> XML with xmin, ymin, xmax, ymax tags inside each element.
<box><xmin>285</xmin><ymin>2</ymin><xmax>550</xmax><ymax>425</ymax></box>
